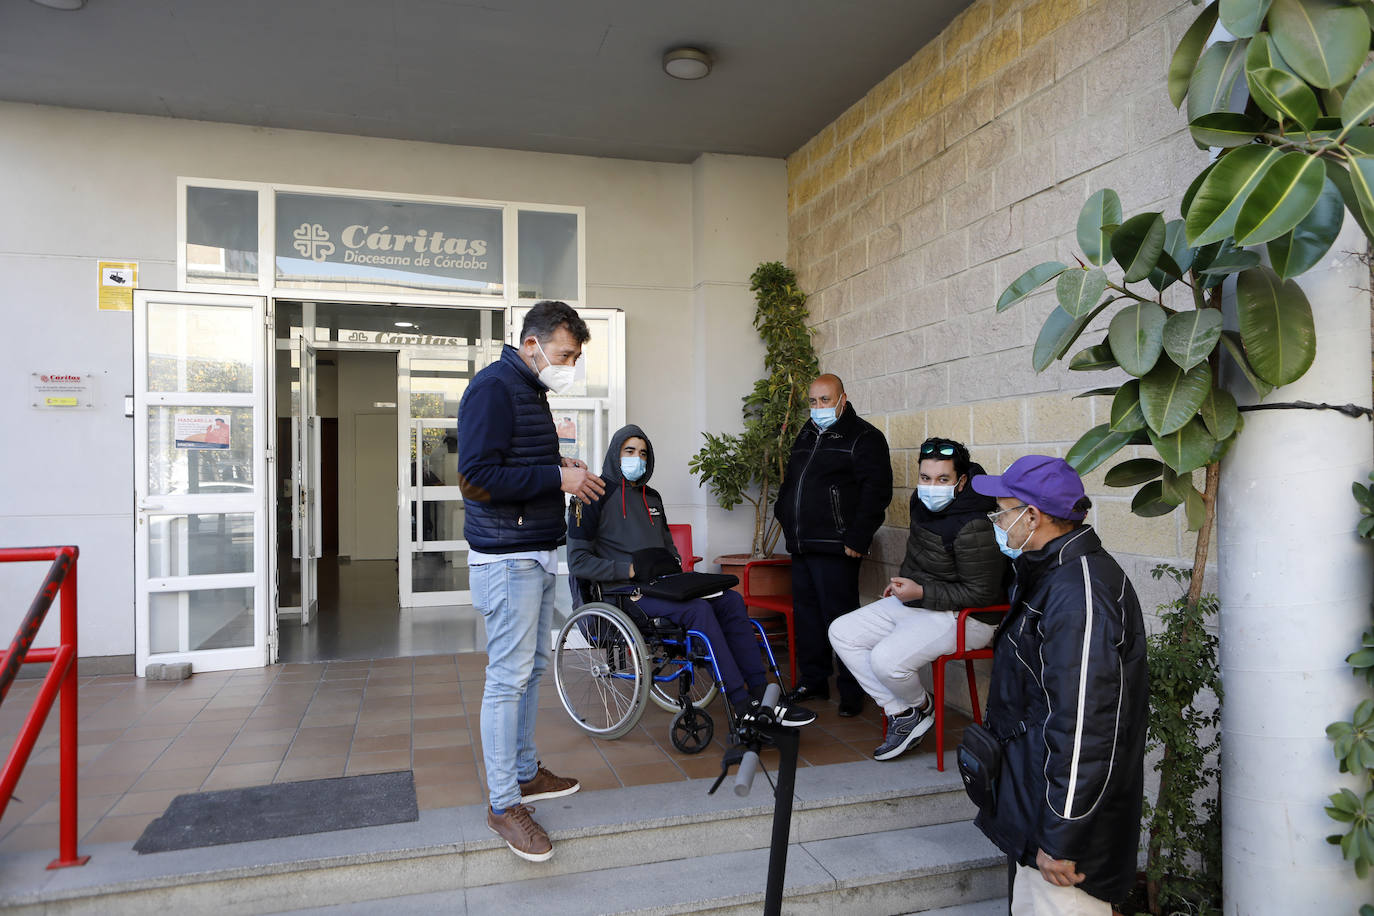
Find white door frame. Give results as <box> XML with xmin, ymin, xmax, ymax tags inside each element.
<box><xmin>133</xmin><ymin>289</ymin><xmax>270</xmax><ymax>675</ymax></box>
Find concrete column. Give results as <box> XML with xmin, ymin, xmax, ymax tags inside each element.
<box><xmin>687</xmin><ymin>153</ymin><xmax>787</xmax><ymax>562</ymax></box>
<box><xmin>1217</xmin><ymin>217</ymin><xmax>1374</xmax><ymax>912</ymax></box>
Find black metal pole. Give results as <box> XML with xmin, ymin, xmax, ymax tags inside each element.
<box><xmin>762</xmin><ymin>724</ymin><xmax>800</xmax><ymax>916</ymax></box>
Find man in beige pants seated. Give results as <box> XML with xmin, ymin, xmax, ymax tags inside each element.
<box><xmin>829</xmin><ymin>438</ymin><xmax>1008</xmax><ymax>760</ymax></box>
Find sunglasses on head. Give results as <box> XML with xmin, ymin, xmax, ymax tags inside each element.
<box><xmin>920</xmin><ymin>442</ymin><xmax>957</xmax><ymax>457</ymax></box>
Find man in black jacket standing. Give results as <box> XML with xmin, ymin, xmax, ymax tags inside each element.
<box><xmin>457</xmin><ymin>300</ymin><xmax>604</xmax><ymax>863</ymax></box>
<box><xmin>970</xmin><ymin>455</ymin><xmax>1147</xmax><ymax>915</ymax></box>
<box><xmin>774</xmin><ymin>374</ymin><xmax>892</xmax><ymax>715</ymax></box>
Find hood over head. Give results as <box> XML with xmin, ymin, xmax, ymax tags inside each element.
<box><xmin>601</xmin><ymin>424</ymin><xmax>655</xmax><ymax>487</ymax></box>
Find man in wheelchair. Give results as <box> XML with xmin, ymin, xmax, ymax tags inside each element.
<box><xmin>567</xmin><ymin>424</ymin><xmax>814</xmax><ymax>728</ymax></box>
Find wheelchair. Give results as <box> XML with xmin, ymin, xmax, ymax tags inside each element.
<box><xmin>552</xmin><ymin>577</ymin><xmax>787</xmax><ymax>754</ymax></box>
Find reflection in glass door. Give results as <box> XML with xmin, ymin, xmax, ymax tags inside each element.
<box><xmin>134</xmin><ymin>290</ymin><xmax>269</xmax><ymax>674</ymax></box>
<box><xmin>399</xmin><ymin>354</ymin><xmax>486</xmax><ymax>606</ymax></box>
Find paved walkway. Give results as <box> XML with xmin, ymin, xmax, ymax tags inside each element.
<box><xmin>0</xmin><ymin>654</ymin><xmax>969</xmax><ymax>858</ymax></box>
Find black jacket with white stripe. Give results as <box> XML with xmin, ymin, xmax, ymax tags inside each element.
<box><xmin>973</xmin><ymin>525</ymin><xmax>1148</xmax><ymax>905</ymax></box>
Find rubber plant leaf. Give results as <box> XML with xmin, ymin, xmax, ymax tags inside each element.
<box><xmin>1104</xmin><ymin>457</ymin><xmax>1164</xmax><ymax>487</ymax></box>
<box><xmin>1325</xmin><ymin>159</ymin><xmax>1374</xmax><ymax>239</ymax></box>
<box><xmin>1249</xmin><ymin>66</ymin><xmax>1321</xmax><ymax>130</ymax></box>
<box><xmin>1187</xmin><ymin>39</ymin><xmax>1250</xmax><ymax>124</ymax></box>
<box><xmin>1267</xmin><ymin>177</ymin><xmax>1343</xmax><ymax>280</ymax></box>
<box><xmin>1341</xmin><ymin>63</ymin><xmax>1374</xmax><ymax>129</ymax></box>
<box><xmin>1069</xmin><ymin>342</ymin><xmax>1118</xmax><ymax>371</ymax></box>
<box><xmin>1131</xmin><ymin>480</ymin><xmax>1180</xmax><ymax>517</ymax></box>
<box><xmin>1033</xmin><ymin>302</ymin><xmax>1112</xmax><ymax>372</ymax></box>
<box><xmin>1268</xmin><ymin>0</ymin><xmax>1370</xmax><ymax>89</ymax></box>
<box><xmin>1235</xmin><ymin>265</ymin><xmax>1316</xmax><ymax>386</ymax></box>
<box><xmin>1185</xmin><ymin>144</ymin><xmax>1285</xmax><ymax>245</ymax></box>
<box><xmin>1162</xmin><ymin>309</ymin><xmax>1224</xmax><ymax>370</ymax></box>
<box><xmin>997</xmin><ymin>262</ymin><xmax>1068</xmax><ymax>312</ymax></box>
<box><xmin>1065</xmin><ymin>423</ymin><xmax>1134</xmax><ymax>475</ymax></box>
<box><xmin>1221</xmin><ymin>0</ymin><xmax>1272</xmax><ymax>38</ymax></box>
<box><xmin>1199</xmin><ymin>386</ymin><xmax>1240</xmax><ymax>440</ymax></box>
<box><xmin>1233</xmin><ymin>151</ymin><xmax>1326</xmax><ymax>245</ymax></box>
<box><xmin>1220</xmin><ymin>329</ymin><xmax>1275</xmax><ymax>398</ymax></box>
<box><xmin>1107</xmin><ymin>301</ymin><xmax>1167</xmax><ymax>377</ymax></box>
<box><xmin>1111</xmin><ymin>212</ymin><xmax>1167</xmax><ymax>283</ymax></box>
<box><xmin>1076</xmin><ymin>189</ymin><xmax>1123</xmax><ymax>266</ymax></box>
<box><xmin>1170</xmin><ymin>2</ymin><xmax>1222</xmax><ymax>107</ymax></box>
<box><xmin>1188</xmin><ymin>112</ymin><xmax>1267</xmax><ymax>147</ymax></box>
<box><xmin>1110</xmin><ymin>379</ymin><xmax>1147</xmax><ymax>432</ymax></box>
<box><xmin>1140</xmin><ymin>359</ymin><xmax>1213</xmax><ymax>435</ymax></box>
<box><xmin>1149</xmin><ymin>417</ymin><xmax>1219</xmax><ymax>474</ymax></box>
<box><xmin>1056</xmin><ymin>266</ymin><xmax>1109</xmax><ymax>318</ymax></box>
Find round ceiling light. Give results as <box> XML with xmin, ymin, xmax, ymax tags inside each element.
<box><xmin>29</xmin><ymin>0</ymin><xmax>86</xmax><ymax>9</ymax></box>
<box><xmin>394</xmin><ymin>321</ymin><xmax>417</xmax><ymax>329</ymax></box>
<box><xmin>663</xmin><ymin>47</ymin><xmax>712</xmax><ymax>80</ymax></box>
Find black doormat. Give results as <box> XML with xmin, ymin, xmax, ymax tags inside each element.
<box><xmin>133</xmin><ymin>770</ymin><xmax>418</xmax><ymax>854</ymax></box>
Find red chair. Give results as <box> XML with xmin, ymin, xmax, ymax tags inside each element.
<box><xmin>667</xmin><ymin>523</ymin><xmax>703</xmax><ymax>571</ymax></box>
<box><xmin>932</xmin><ymin>603</ymin><xmax>1010</xmax><ymax>771</ymax></box>
<box><xmin>741</xmin><ymin>558</ymin><xmax>798</xmax><ymax>686</ymax></box>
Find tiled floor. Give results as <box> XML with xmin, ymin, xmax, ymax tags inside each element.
<box><xmin>0</xmin><ymin>654</ymin><xmax>970</xmax><ymax>858</ymax></box>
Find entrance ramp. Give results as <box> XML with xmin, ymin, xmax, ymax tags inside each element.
<box><xmin>0</xmin><ymin>760</ymin><xmax>1004</xmax><ymax>915</ymax></box>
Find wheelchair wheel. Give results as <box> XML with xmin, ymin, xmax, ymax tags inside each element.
<box><xmin>648</xmin><ymin>654</ymin><xmax>720</xmax><ymax>713</ymax></box>
<box><xmin>670</xmin><ymin>705</ymin><xmax>715</xmax><ymax>754</ymax></box>
<box><xmin>554</xmin><ymin>602</ymin><xmax>652</xmax><ymax>740</ymax></box>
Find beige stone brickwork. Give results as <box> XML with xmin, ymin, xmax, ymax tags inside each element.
<box><xmin>787</xmin><ymin>0</ymin><xmax>1202</xmax><ymax>591</ymax></box>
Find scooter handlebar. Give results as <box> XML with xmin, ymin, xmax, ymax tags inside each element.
<box><xmin>734</xmin><ymin>750</ymin><xmax>761</xmax><ymax>797</ymax></box>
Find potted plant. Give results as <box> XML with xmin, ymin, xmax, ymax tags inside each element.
<box><xmin>689</xmin><ymin>261</ymin><xmax>818</xmax><ymax>593</ymax></box>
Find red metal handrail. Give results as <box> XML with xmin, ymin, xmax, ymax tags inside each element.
<box><xmin>0</xmin><ymin>545</ymin><xmax>88</xmax><ymax>869</ymax></box>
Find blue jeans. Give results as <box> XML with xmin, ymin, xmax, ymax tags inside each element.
<box><xmin>472</xmin><ymin>558</ymin><xmax>556</xmax><ymax>810</ymax></box>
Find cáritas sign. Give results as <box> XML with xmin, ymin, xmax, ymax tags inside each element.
<box><xmin>275</xmin><ymin>193</ymin><xmax>503</xmax><ymax>294</ymax></box>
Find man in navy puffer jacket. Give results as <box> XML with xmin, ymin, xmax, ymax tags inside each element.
<box><xmin>457</xmin><ymin>300</ymin><xmax>604</xmax><ymax>863</ymax></box>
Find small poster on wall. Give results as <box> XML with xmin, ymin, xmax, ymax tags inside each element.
<box><xmin>175</xmin><ymin>414</ymin><xmax>231</xmax><ymax>449</ymax></box>
<box><xmin>97</xmin><ymin>260</ymin><xmax>139</xmax><ymax>311</ymax></box>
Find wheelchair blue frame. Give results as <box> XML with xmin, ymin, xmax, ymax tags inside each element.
<box><xmin>564</xmin><ymin>577</ymin><xmax>787</xmax><ymax>750</ymax></box>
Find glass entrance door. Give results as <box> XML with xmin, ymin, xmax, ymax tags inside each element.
<box><xmin>399</xmin><ymin>354</ymin><xmax>487</xmax><ymax>606</ymax></box>
<box><xmin>291</xmin><ymin>335</ymin><xmax>320</xmax><ymax>624</ymax></box>
<box><xmin>134</xmin><ymin>290</ymin><xmax>270</xmax><ymax>674</ymax></box>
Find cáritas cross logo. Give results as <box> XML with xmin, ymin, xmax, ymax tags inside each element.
<box><xmin>292</xmin><ymin>223</ymin><xmax>335</xmax><ymax>262</ymax></box>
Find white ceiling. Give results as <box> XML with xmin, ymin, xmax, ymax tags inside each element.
<box><xmin>0</xmin><ymin>0</ymin><xmax>972</xmax><ymax>163</ymax></box>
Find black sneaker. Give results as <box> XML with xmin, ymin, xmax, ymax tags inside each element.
<box><xmin>777</xmin><ymin>703</ymin><xmax>816</xmax><ymax>727</ymax></box>
<box><xmin>873</xmin><ymin>703</ymin><xmax>933</xmax><ymax>761</ymax></box>
<box><xmin>784</xmin><ymin>683</ymin><xmax>829</xmax><ymax>704</ymax></box>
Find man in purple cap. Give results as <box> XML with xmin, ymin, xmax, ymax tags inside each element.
<box><xmin>968</xmin><ymin>455</ymin><xmax>1147</xmax><ymax>915</ymax></box>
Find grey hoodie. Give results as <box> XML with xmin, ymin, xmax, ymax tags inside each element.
<box><xmin>566</xmin><ymin>424</ymin><xmax>679</xmax><ymax>585</ymax></box>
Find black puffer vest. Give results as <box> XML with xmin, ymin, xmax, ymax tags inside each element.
<box><xmin>459</xmin><ymin>345</ymin><xmax>565</xmax><ymax>551</ymax></box>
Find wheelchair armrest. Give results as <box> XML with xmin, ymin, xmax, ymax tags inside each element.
<box><xmin>954</xmin><ymin>604</ymin><xmax>1011</xmax><ymax>653</ymax></box>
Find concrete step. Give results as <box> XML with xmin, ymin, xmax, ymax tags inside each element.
<box><xmin>919</xmin><ymin>900</ymin><xmax>1009</xmax><ymax>916</ymax></box>
<box><xmin>274</xmin><ymin>821</ymin><xmax>1004</xmax><ymax>915</ymax></box>
<box><xmin>0</xmin><ymin>759</ymin><xmax>985</xmax><ymax>916</ymax></box>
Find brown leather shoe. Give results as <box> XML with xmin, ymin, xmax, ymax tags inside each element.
<box><xmin>519</xmin><ymin>765</ymin><xmax>581</xmax><ymax>803</ymax></box>
<box><xmin>487</xmin><ymin>804</ymin><xmax>553</xmax><ymax>862</ymax></box>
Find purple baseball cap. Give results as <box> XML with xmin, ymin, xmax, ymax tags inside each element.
<box><xmin>971</xmin><ymin>455</ymin><xmax>1088</xmax><ymax>521</ymax></box>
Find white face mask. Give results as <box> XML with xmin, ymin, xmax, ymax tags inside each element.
<box><xmin>917</xmin><ymin>485</ymin><xmax>956</xmax><ymax>512</ymax></box>
<box><xmin>534</xmin><ymin>338</ymin><xmax>576</xmax><ymax>394</ymax></box>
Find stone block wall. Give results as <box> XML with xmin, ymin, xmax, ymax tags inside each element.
<box><xmin>785</xmin><ymin>0</ymin><xmax>1208</xmax><ymax>610</ymax></box>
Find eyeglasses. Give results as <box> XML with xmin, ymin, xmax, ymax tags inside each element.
<box><xmin>986</xmin><ymin>504</ymin><xmax>1028</xmax><ymax>524</ymax></box>
<box><xmin>921</xmin><ymin>442</ymin><xmax>957</xmax><ymax>457</ymax></box>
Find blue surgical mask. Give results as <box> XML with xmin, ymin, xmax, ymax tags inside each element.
<box><xmin>918</xmin><ymin>485</ymin><xmax>956</xmax><ymax>513</ymax></box>
<box><xmin>620</xmin><ymin>455</ymin><xmax>646</xmax><ymax>482</ymax></box>
<box><xmin>993</xmin><ymin>507</ymin><xmax>1030</xmax><ymax>559</ymax></box>
<box><xmin>811</xmin><ymin>407</ymin><xmax>838</xmax><ymax>430</ymax></box>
